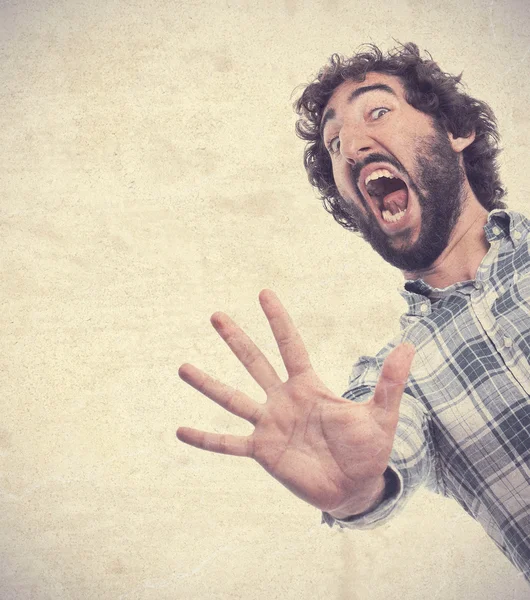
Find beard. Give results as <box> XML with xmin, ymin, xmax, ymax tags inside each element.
<box><xmin>338</xmin><ymin>130</ymin><xmax>466</xmax><ymax>272</ymax></box>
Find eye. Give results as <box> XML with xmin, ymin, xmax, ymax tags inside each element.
<box><xmin>328</xmin><ymin>137</ymin><xmax>340</xmax><ymax>154</ymax></box>
<box><xmin>371</xmin><ymin>107</ymin><xmax>389</xmax><ymax>120</ymax></box>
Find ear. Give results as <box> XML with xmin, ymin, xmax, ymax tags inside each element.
<box><xmin>448</xmin><ymin>130</ymin><xmax>476</xmax><ymax>153</ymax></box>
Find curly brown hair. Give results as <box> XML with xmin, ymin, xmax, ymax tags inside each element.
<box><xmin>293</xmin><ymin>42</ymin><xmax>506</xmax><ymax>232</ymax></box>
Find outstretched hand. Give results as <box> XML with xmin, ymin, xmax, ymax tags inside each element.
<box><xmin>177</xmin><ymin>289</ymin><xmax>414</xmax><ymax>515</ymax></box>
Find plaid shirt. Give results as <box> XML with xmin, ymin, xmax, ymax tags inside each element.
<box><xmin>321</xmin><ymin>209</ymin><xmax>530</xmax><ymax>583</ymax></box>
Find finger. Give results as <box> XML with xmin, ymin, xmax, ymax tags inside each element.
<box><xmin>176</xmin><ymin>427</ymin><xmax>253</xmax><ymax>457</ymax></box>
<box><xmin>179</xmin><ymin>363</ymin><xmax>264</xmax><ymax>425</ymax></box>
<box><xmin>210</xmin><ymin>312</ymin><xmax>282</xmax><ymax>391</ymax></box>
<box><xmin>258</xmin><ymin>289</ymin><xmax>311</xmax><ymax>377</ymax></box>
<box><xmin>372</xmin><ymin>343</ymin><xmax>415</xmax><ymax>419</ymax></box>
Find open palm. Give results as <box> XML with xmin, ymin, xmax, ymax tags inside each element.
<box><xmin>177</xmin><ymin>289</ymin><xmax>414</xmax><ymax>515</ymax></box>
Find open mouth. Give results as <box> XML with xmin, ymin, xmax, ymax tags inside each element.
<box><xmin>364</xmin><ymin>169</ymin><xmax>409</xmax><ymax>224</ymax></box>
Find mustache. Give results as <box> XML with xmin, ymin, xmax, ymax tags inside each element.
<box><xmin>351</xmin><ymin>153</ymin><xmax>407</xmax><ymax>185</ymax></box>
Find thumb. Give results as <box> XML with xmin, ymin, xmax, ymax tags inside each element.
<box><xmin>372</xmin><ymin>342</ymin><xmax>415</xmax><ymax>416</ymax></box>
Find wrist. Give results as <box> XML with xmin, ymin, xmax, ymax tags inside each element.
<box><xmin>327</xmin><ymin>470</ymin><xmax>395</xmax><ymax>520</ymax></box>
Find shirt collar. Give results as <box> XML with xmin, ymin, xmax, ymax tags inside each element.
<box><xmin>484</xmin><ymin>208</ymin><xmax>528</xmax><ymax>243</ymax></box>
<box><xmin>398</xmin><ymin>209</ymin><xmax>529</xmax><ymax>309</ymax></box>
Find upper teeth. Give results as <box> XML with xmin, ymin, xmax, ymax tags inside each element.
<box><xmin>365</xmin><ymin>169</ymin><xmax>395</xmax><ymax>186</ymax></box>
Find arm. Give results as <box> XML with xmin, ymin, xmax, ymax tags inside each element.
<box><xmin>176</xmin><ymin>289</ymin><xmax>416</xmax><ymax>519</ymax></box>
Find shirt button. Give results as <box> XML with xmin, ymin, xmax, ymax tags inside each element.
<box><xmin>503</xmin><ymin>337</ymin><xmax>513</xmax><ymax>348</ymax></box>
<box><xmin>514</xmin><ymin>231</ymin><xmax>522</xmax><ymax>240</ymax></box>
<box><xmin>492</xmin><ymin>226</ymin><xmax>501</xmax><ymax>235</ymax></box>
<box><xmin>474</xmin><ymin>281</ymin><xmax>483</xmax><ymax>290</ymax></box>
<box><xmin>420</xmin><ymin>304</ymin><xmax>429</xmax><ymax>313</ymax></box>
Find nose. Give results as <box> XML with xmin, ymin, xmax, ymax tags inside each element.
<box><xmin>340</xmin><ymin>126</ymin><xmax>375</xmax><ymax>165</ymax></box>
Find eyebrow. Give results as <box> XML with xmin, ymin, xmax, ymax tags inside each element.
<box><xmin>320</xmin><ymin>84</ymin><xmax>397</xmax><ymax>140</ymax></box>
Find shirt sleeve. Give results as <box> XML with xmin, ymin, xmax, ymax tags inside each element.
<box><xmin>321</xmin><ymin>353</ymin><xmax>441</xmax><ymax>530</ymax></box>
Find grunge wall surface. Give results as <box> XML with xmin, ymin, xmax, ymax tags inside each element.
<box><xmin>1</xmin><ymin>0</ymin><xmax>530</xmax><ymax>598</ymax></box>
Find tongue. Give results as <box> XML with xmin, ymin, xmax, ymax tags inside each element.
<box><xmin>383</xmin><ymin>188</ymin><xmax>408</xmax><ymax>214</ymax></box>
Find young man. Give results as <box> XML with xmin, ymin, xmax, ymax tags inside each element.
<box><xmin>177</xmin><ymin>43</ymin><xmax>529</xmax><ymax>583</ymax></box>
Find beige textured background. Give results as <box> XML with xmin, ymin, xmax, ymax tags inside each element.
<box><xmin>2</xmin><ymin>0</ymin><xmax>530</xmax><ymax>598</ymax></box>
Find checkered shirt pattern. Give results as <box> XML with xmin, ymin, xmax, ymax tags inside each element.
<box><xmin>321</xmin><ymin>209</ymin><xmax>530</xmax><ymax>583</ymax></box>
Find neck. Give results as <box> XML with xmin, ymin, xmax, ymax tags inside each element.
<box><xmin>402</xmin><ymin>187</ymin><xmax>491</xmax><ymax>289</ymax></box>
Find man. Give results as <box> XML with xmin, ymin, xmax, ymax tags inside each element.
<box><xmin>176</xmin><ymin>43</ymin><xmax>529</xmax><ymax>583</ymax></box>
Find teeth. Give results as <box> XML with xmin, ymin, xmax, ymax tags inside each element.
<box><xmin>382</xmin><ymin>208</ymin><xmax>407</xmax><ymax>223</ymax></box>
<box><xmin>365</xmin><ymin>169</ymin><xmax>395</xmax><ymax>186</ymax></box>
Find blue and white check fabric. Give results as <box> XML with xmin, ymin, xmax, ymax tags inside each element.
<box><xmin>321</xmin><ymin>209</ymin><xmax>530</xmax><ymax>583</ymax></box>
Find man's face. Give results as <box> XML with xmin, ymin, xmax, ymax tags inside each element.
<box><xmin>321</xmin><ymin>72</ymin><xmax>466</xmax><ymax>272</ymax></box>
